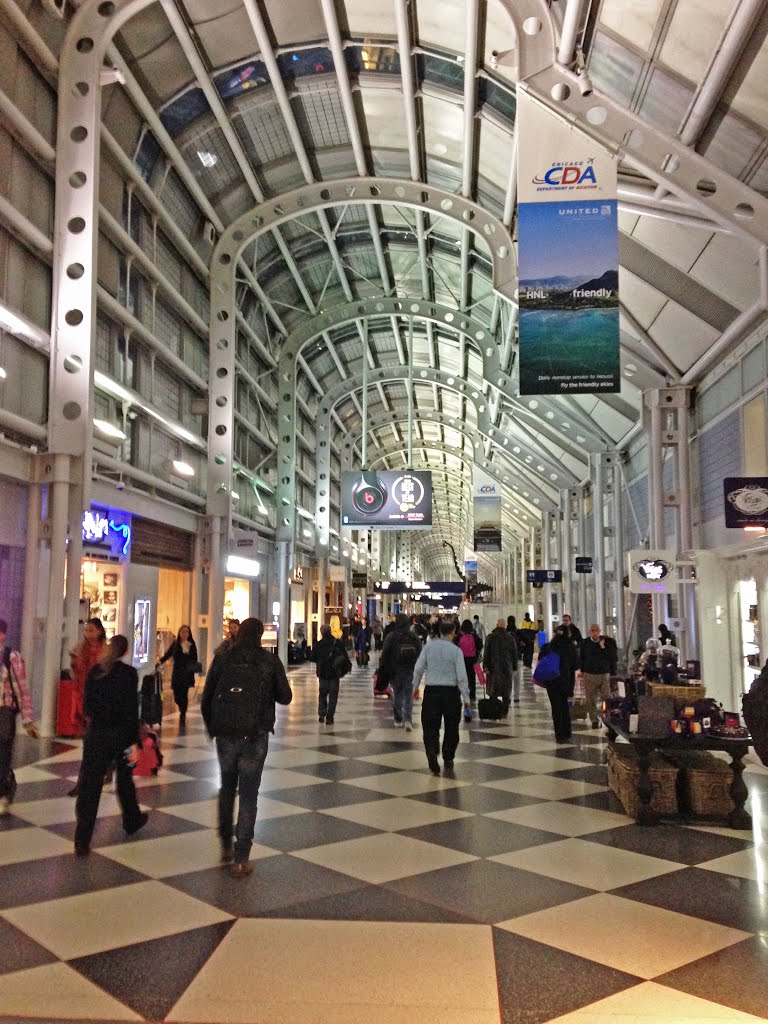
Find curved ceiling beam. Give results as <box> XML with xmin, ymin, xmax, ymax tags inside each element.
<box><xmin>340</xmin><ymin>414</ymin><xmax>548</xmax><ymax>519</ymax></box>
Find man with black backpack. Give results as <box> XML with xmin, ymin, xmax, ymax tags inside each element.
<box><xmin>312</xmin><ymin>624</ymin><xmax>351</xmax><ymax>725</ymax></box>
<box><xmin>378</xmin><ymin>613</ymin><xmax>422</xmax><ymax>731</ymax></box>
<box><xmin>0</xmin><ymin>618</ymin><xmax>38</xmax><ymax>815</ymax></box>
<box><xmin>201</xmin><ymin>618</ymin><xmax>292</xmax><ymax>877</ymax></box>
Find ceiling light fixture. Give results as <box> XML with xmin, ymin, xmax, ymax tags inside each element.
<box><xmin>172</xmin><ymin>460</ymin><xmax>195</xmax><ymax>478</ymax></box>
<box><xmin>0</xmin><ymin>367</ymin><xmax>6</xmax><ymax>380</ymax></box>
<box><xmin>196</xmin><ymin>150</ymin><xmax>218</xmax><ymax>168</ymax></box>
<box><xmin>93</xmin><ymin>418</ymin><xmax>126</xmax><ymax>440</ymax></box>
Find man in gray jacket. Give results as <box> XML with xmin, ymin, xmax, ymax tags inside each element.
<box><xmin>412</xmin><ymin>620</ymin><xmax>471</xmax><ymax>775</ymax></box>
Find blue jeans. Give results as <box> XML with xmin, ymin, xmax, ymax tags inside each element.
<box><xmin>391</xmin><ymin>673</ymin><xmax>414</xmax><ymax>725</ymax></box>
<box><xmin>216</xmin><ymin>733</ymin><xmax>269</xmax><ymax>864</ymax></box>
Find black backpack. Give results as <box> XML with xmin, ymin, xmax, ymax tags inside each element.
<box><xmin>210</xmin><ymin>654</ymin><xmax>271</xmax><ymax>737</ymax></box>
<box><xmin>396</xmin><ymin>632</ymin><xmax>422</xmax><ymax>670</ymax></box>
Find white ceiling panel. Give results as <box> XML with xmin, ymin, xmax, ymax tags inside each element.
<box><xmin>617</xmin><ymin>211</ymin><xmax>640</xmax><ymax>234</ymax></box>
<box><xmin>421</xmin><ymin>94</ymin><xmax>464</xmax><ymax>165</ymax></box>
<box><xmin>477</xmin><ymin>118</ymin><xmax>514</xmax><ymax>190</ymax></box>
<box><xmin>618</xmin><ymin>270</ymin><xmax>668</xmax><ymax>329</ymax></box>
<box><xmin>689</xmin><ymin>234</ymin><xmax>763</xmax><ymax>311</ymax></box>
<box><xmin>659</xmin><ymin>0</ymin><xmax>732</xmax><ymax>83</ymax></box>
<box><xmin>731</xmin><ymin>44</ymin><xmax>768</xmax><ymax>131</ymax></box>
<box><xmin>630</xmin><ymin>218</ymin><xmax>711</xmax><ymax>274</ymax></box>
<box><xmin>599</xmin><ymin>0</ymin><xmax>665</xmax><ymax>53</ymax></box>
<box><xmin>343</xmin><ymin>0</ymin><xmax>397</xmax><ymax>37</ymax></box>
<box><xmin>648</xmin><ymin>301</ymin><xmax>721</xmax><ymax>372</ymax></box>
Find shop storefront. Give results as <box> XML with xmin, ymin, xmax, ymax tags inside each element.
<box><xmin>80</xmin><ymin>506</ymin><xmax>132</xmax><ymax>640</ymax></box>
<box><xmin>223</xmin><ymin>545</ymin><xmax>261</xmax><ymax>648</ymax></box>
<box><xmin>289</xmin><ymin>563</ymin><xmax>307</xmax><ymax>640</ymax></box>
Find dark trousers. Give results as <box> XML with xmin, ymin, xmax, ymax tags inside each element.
<box><xmin>464</xmin><ymin>658</ymin><xmax>476</xmax><ymax>700</ymax></box>
<box><xmin>421</xmin><ymin>686</ymin><xmax>462</xmax><ymax>762</ymax></box>
<box><xmin>75</xmin><ymin>727</ymin><xmax>143</xmax><ymax>848</ymax></box>
<box><xmin>546</xmin><ymin>678</ymin><xmax>572</xmax><ymax>742</ymax></box>
<box><xmin>172</xmin><ymin>685</ymin><xmax>190</xmax><ymax>719</ymax></box>
<box><xmin>318</xmin><ymin>675</ymin><xmax>340</xmax><ymax>719</ymax></box>
<box><xmin>0</xmin><ymin>708</ymin><xmax>16</xmax><ymax>799</ymax></box>
<box><xmin>216</xmin><ymin>733</ymin><xmax>269</xmax><ymax>864</ymax></box>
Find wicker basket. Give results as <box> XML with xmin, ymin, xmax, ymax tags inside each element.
<box><xmin>607</xmin><ymin>744</ymin><xmax>678</xmax><ymax>817</ymax></box>
<box><xmin>664</xmin><ymin>750</ymin><xmax>734</xmax><ymax>817</ymax></box>
<box><xmin>647</xmin><ymin>682</ymin><xmax>706</xmax><ymax>701</ymax></box>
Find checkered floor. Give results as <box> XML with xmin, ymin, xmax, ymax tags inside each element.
<box><xmin>2</xmin><ymin>662</ymin><xmax>768</xmax><ymax>1023</ymax></box>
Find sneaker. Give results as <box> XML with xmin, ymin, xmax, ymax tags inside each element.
<box><xmin>443</xmin><ymin>760</ymin><xmax>455</xmax><ymax>772</ymax></box>
<box><xmin>230</xmin><ymin>861</ymin><xmax>253</xmax><ymax>878</ymax></box>
<box><xmin>74</xmin><ymin>843</ymin><xmax>90</xmax><ymax>856</ymax></box>
<box><xmin>394</xmin><ymin>720</ymin><xmax>404</xmax><ymax>729</ymax></box>
<box><xmin>125</xmin><ymin>811</ymin><xmax>149</xmax><ymax>836</ymax></box>
<box><xmin>404</xmin><ymin>721</ymin><xmax>413</xmax><ymax>732</ymax></box>
<box><xmin>220</xmin><ymin>841</ymin><xmax>234</xmax><ymax>864</ymax></box>
<box><xmin>318</xmin><ymin>715</ymin><xmax>325</xmax><ymax>723</ymax></box>
<box><xmin>0</xmin><ymin>796</ymin><xmax>10</xmax><ymax>816</ymax></box>
<box><xmin>427</xmin><ymin>754</ymin><xmax>441</xmax><ymax>775</ymax></box>
<box><xmin>67</xmin><ymin>785</ymin><xmax>79</xmax><ymax>798</ymax></box>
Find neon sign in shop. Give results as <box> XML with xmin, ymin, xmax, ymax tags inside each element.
<box><xmin>82</xmin><ymin>507</ymin><xmax>132</xmax><ymax>557</ymax></box>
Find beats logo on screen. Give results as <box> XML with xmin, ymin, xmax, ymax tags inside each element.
<box><xmin>351</xmin><ymin>473</ymin><xmax>387</xmax><ymax>516</ymax></box>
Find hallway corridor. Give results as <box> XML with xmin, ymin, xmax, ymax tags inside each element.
<box><xmin>1</xmin><ymin>662</ymin><xmax>768</xmax><ymax>1024</ymax></box>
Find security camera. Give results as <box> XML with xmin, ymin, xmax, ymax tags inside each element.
<box><xmin>577</xmin><ymin>68</ymin><xmax>593</xmax><ymax>96</ymax></box>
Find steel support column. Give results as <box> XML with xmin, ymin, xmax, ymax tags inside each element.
<box><xmin>612</xmin><ymin>457</ymin><xmax>627</xmax><ymax>656</ymax></box>
<box><xmin>39</xmin><ymin>455</ymin><xmax>71</xmax><ymax>736</ymax></box>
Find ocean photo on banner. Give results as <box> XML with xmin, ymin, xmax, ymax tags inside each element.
<box><xmin>517</xmin><ymin>199</ymin><xmax>620</xmax><ymax>396</ymax></box>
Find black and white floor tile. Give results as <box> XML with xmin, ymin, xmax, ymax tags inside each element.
<box><xmin>2</xmin><ymin>663</ymin><xmax>768</xmax><ymax>1023</ymax></box>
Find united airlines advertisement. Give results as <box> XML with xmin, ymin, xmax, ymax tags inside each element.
<box><xmin>473</xmin><ymin>468</ymin><xmax>502</xmax><ymax>552</ymax></box>
<box><xmin>341</xmin><ymin>470</ymin><xmax>433</xmax><ymax>529</ymax></box>
<box><xmin>516</xmin><ymin>89</ymin><xmax>620</xmax><ymax>396</ymax></box>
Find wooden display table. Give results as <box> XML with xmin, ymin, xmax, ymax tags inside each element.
<box><xmin>602</xmin><ymin>718</ymin><xmax>753</xmax><ymax>829</ymax></box>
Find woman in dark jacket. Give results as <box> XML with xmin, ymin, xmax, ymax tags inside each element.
<box><xmin>74</xmin><ymin>635</ymin><xmax>147</xmax><ymax>854</ymax></box>
<box><xmin>542</xmin><ymin>628</ymin><xmax>573</xmax><ymax>744</ymax></box>
<box><xmin>159</xmin><ymin>625</ymin><xmax>198</xmax><ymax>726</ymax></box>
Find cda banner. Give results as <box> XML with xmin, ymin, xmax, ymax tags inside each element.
<box><xmin>516</xmin><ymin>88</ymin><xmax>619</xmax><ymax>396</ymax></box>
<box><xmin>473</xmin><ymin>468</ymin><xmax>502</xmax><ymax>552</ymax></box>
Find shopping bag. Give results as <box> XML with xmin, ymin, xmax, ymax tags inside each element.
<box><xmin>474</xmin><ymin>663</ymin><xmax>486</xmax><ymax>689</ymax></box>
<box><xmin>533</xmin><ymin>651</ymin><xmax>560</xmax><ymax>686</ymax></box>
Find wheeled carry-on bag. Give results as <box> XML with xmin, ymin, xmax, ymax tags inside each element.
<box><xmin>140</xmin><ymin>670</ymin><xmax>163</xmax><ymax>726</ymax></box>
<box><xmin>478</xmin><ymin>676</ymin><xmax>506</xmax><ymax>721</ymax></box>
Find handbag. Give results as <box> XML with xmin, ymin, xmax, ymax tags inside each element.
<box><xmin>533</xmin><ymin>651</ymin><xmax>560</xmax><ymax>686</ymax></box>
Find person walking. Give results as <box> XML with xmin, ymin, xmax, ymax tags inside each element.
<box><xmin>355</xmin><ymin>617</ymin><xmax>371</xmax><ymax>667</ymax></box>
<box><xmin>74</xmin><ymin>635</ymin><xmax>148</xmax><ymax>854</ymax></box>
<box><xmin>201</xmin><ymin>618</ymin><xmax>292</xmax><ymax>877</ymax></box>
<box><xmin>215</xmin><ymin>619</ymin><xmax>240</xmax><ymax>658</ymax></box>
<box><xmin>158</xmin><ymin>625</ymin><xmax>199</xmax><ymax>727</ymax></box>
<box><xmin>412</xmin><ymin>619</ymin><xmax>471</xmax><ymax>775</ymax></box>
<box><xmin>458</xmin><ymin>619</ymin><xmax>479</xmax><ymax>702</ymax></box>
<box><xmin>517</xmin><ymin>613</ymin><xmax>537</xmax><ymax>669</ymax></box>
<box><xmin>482</xmin><ymin>618</ymin><xmax>518</xmax><ymax>713</ymax></box>
<box><xmin>378</xmin><ymin>613</ymin><xmax>423</xmax><ymax>730</ymax></box>
<box><xmin>578</xmin><ymin>624</ymin><xmax>618</xmax><ymax>727</ymax></box>
<box><xmin>67</xmin><ymin>617</ymin><xmax>107</xmax><ymax>796</ymax></box>
<box><xmin>538</xmin><ymin>627</ymin><xmax>573</xmax><ymax>744</ymax></box>
<box><xmin>0</xmin><ymin>619</ymin><xmax>38</xmax><ymax>815</ymax></box>
<box><xmin>313</xmin><ymin>624</ymin><xmax>350</xmax><ymax>725</ymax></box>
<box><xmin>560</xmin><ymin>614</ymin><xmax>583</xmax><ymax>695</ymax></box>
<box><xmin>473</xmin><ymin>615</ymin><xmax>487</xmax><ymax>647</ymax></box>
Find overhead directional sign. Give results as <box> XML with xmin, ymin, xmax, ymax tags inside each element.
<box><xmin>575</xmin><ymin>557</ymin><xmax>593</xmax><ymax>574</ymax></box>
<box><xmin>527</xmin><ymin>569</ymin><xmax>562</xmax><ymax>584</ymax></box>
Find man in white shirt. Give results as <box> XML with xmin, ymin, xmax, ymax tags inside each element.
<box><xmin>412</xmin><ymin>620</ymin><xmax>471</xmax><ymax>775</ymax></box>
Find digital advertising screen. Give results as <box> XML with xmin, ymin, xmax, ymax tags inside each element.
<box><xmin>341</xmin><ymin>470</ymin><xmax>433</xmax><ymax>529</ymax></box>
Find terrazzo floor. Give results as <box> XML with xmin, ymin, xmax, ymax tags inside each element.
<box><xmin>2</xmin><ymin>660</ymin><xmax>768</xmax><ymax>1023</ymax></box>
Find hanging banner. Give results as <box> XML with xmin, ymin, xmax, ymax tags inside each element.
<box><xmin>473</xmin><ymin>468</ymin><xmax>502</xmax><ymax>551</ymax></box>
<box><xmin>464</xmin><ymin>559</ymin><xmax>478</xmax><ymax>588</ymax></box>
<box><xmin>516</xmin><ymin>88</ymin><xmax>620</xmax><ymax>396</ymax></box>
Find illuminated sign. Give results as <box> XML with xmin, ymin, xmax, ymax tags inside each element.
<box><xmin>82</xmin><ymin>507</ymin><xmax>131</xmax><ymax>558</ymax></box>
<box><xmin>341</xmin><ymin>471</ymin><xmax>432</xmax><ymax>528</ymax></box>
<box><xmin>627</xmin><ymin>549</ymin><xmax>676</xmax><ymax>594</ymax></box>
<box><xmin>724</xmin><ymin>477</ymin><xmax>768</xmax><ymax>528</ymax></box>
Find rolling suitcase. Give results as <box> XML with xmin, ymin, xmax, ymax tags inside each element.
<box><xmin>140</xmin><ymin>670</ymin><xmax>163</xmax><ymax>726</ymax></box>
<box><xmin>477</xmin><ymin>676</ymin><xmax>506</xmax><ymax>721</ymax></box>
<box><xmin>134</xmin><ymin>730</ymin><xmax>163</xmax><ymax>776</ymax></box>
